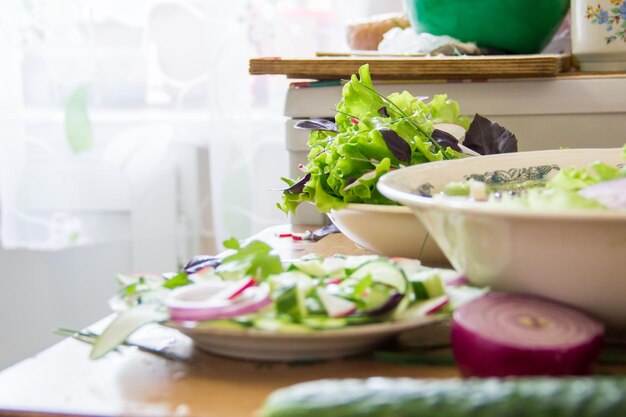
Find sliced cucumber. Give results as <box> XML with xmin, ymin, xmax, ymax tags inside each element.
<box><xmin>90</xmin><ymin>304</ymin><xmax>167</xmax><ymax>359</ymax></box>
<box><xmin>215</xmin><ymin>260</ymin><xmax>249</xmax><ymax>281</ymax></box>
<box><xmin>301</xmin><ymin>317</ymin><xmax>349</xmax><ymax>330</ymax></box>
<box><xmin>291</xmin><ymin>259</ymin><xmax>327</xmax><ymax>277</ymax></box>
<box><xmin>274</xmin><ymin>273</ymin><xmax>312</xmax><ymax>320</ymax></box>
<box><xmin>351</xmin><ymin>260</ymin><xmax>408</xmax><ymax>294</ymax></box>
<box><xmin>321</xmin><ymin>257</ymin><xmax>348</xmax><ymax>279</ymax></box>
<box><xmin>254</xmin><ymin>318</ymin><xmax>313</xmax><ymax>333</ymax></box>
<box><xmin>343</xmin><ymin>255</ymin><xmax>382</xmax><ymax>271</ymax></box>
<box><xmin>269</xmin><ymin>271</ymin><xmax>312</xmax><ymax>288</ymax></box>
<box><xmin>275</xmin><ymin>284</ymin><xmax>300</xmax><ymax>318</ymax></box>
<box><xmin>359</xmin><ymin>285</ymin><xmax>392</xmax><ymax>311</ymax></box>
<box><xmin>410</xmin><ymin>270</ymin><xmax>446</xmax><ymax>300</ymax></box>
<box><xmin>194</xmin><ymin>319</ymin><xmax>247</xmax><ymax>330</ymax></box>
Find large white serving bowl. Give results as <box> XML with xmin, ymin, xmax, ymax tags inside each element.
<box><xmin>378</xmin><ymin>148</ymin><xmax>626</xmax><ymax>330</ymax></box>
<box><xmin>328</xmin><ymin>203</ymin><xmax>449</xmax><ymax>266</ymax></box>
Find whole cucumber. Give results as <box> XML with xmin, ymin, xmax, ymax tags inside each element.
<box><xmin>260</xmin><ymin>377</ymin><xmax>626</xmax><ymax>417</ymax></box>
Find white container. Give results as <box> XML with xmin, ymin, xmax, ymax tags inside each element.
<box><xmin>378</xmin><ymin>148</ymin><xmax>626</xmax><ymax>330</ymax></box>
<box><xmin>571</xmin><ymin>0</ymin><xmax>626</xmax><ymax>70</ymax></box>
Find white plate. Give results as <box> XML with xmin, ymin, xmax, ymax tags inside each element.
<box><xmin>166</xmin><ymin>315</ymin><xmax>444</xmax><ymax>362</ymax></box>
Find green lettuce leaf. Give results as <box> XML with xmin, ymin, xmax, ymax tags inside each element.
<box><xmin>279</xmin><ymin>64</ymin><xmax>479</xmax><ymax>214</ymax></box>
<box><xmin>425</xmin><ymin>94</ymin><xmax>471</xmax><ymax>129</ymax></box>
<box><xmin>511</xmin><ymin>148</ymin><xmax>626</xmax><ymax>211</ymax></box>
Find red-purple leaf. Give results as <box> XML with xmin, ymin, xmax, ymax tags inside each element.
<box><xmin>463</xmin><ymin>114</ymin><xmax>518</xmax><ymax>155</ymax></box>
<box><xmin>284</xmin><ymin>173</ymin><xmax>311</xmax><ymax>195</ymax></box>
<box><xmin>379</xmin><ymin>129</ymin><xmax>411</xmax><ymax>163</ymax></box>
<box><xmin>431</xmin><ymin>129</ymin><xmax>462</xmax><ymax>152</ymax></box>
<box><xmin>378</xmin><ymin>106</ymin><xmax>390</xmax><ymax>118</ymax></box>
<box><xmin>294</xmin><ymin>119</ymin><xmax>338</xmax><ymax>132</ymax></box>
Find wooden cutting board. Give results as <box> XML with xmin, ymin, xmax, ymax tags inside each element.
<box><xmin>249</xmin><ymin>54</ymin><xmax>572</xmax><ymax>80</ymax></box>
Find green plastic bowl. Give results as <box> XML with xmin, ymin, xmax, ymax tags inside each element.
<box><xmin>405</xmin><ymin>0</ymin><xmax>569</xmax><ymax>54</ymax></box>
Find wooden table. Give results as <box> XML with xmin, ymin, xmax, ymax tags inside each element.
<box><xmin>1</xmin><ymin>225</ymin><xmax>625</xmax><ymax>417</ymax></box>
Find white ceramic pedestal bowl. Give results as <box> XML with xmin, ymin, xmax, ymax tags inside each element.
<box><xmin>378</xmin><ymin>148</ymin><xmax>626</xmax><ymax>331</ymax></box>
<box><xmin>328</xmin><ymin>204</ymin><xmax>449</xmax><ymax>266</ymax></box>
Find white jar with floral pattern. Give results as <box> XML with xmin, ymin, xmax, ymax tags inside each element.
<box><xmin>571</xmin><ymin>0</ymin><xmax>626</xmax><ymax>70</ymax></box>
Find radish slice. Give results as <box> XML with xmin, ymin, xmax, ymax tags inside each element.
<box><xmin>317</xmin><ymin>288</ymin><xmax>357</xmax><ymax>318</ymax></box>
<box><xmin>443</xmin><ymin>274</ymin><xmax>469</xmax><ymax>287</ymax></box>
<box><xmin>217</xmin><ymin>277</ymin><xmax>256</xmax><ymax>300</ymax></box>
<box><xmin>414</xmin><ymin>294</ymin><xmax>449</xmax><ymax>316</ymax></box>
<box><xmin>451</xmin><ymin>293</ymin><xmax>604</xmax><ymax>378</ymax></box>
<box><xmin>165</xmin><ymin>281</ymin><xmax>271</xmax><ymax>322</ymax></box>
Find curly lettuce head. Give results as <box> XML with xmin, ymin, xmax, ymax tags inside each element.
<box><xmin>279</xmin><ymin>64</ymin><xmax>470</xmax><ymax>215</ymax></box>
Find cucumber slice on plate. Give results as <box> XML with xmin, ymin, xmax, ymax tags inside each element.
<box><xmin>90</xmin><ymin>304</ymin><xmax>167</xmax><ymax>359</ymax></box>
<box><xmin>194</xmin><ymin>319</ymin><xmax>248</xmax><ymax>330</ymax></box>
<box><xmin>253</xmin><ymin>318</ymin><xmax>313</xmax><ymax>333</ymax></box>
<box><xmin>291</xmin><ymin>259</ymin><xmax>327</xmax><ymax>277</ymax></box>
<box><xmin>410</xmin><ymin>270</ymin><xmax>446</xmax><ymax>300</ymax></box>
<box><xmin>343</xmin><ymin>255</ymin><xmax>382</xmax><ymax>271</ymax></box>
<box><xmin>274</xmin><ymin>273</ymin><xmax>312</xmax><ymax>320</ymax></box>
<box><xmin>351</xmin><ymin>260</ymin><xmax>408</xmax><ymax>294</ymax></box>
<box><xmin>300</xmin><ymin>317</ymin><xmax>349</xmax><ymax>330</ymax></box>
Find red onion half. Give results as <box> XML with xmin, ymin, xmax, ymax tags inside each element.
<box><xmin>165</xmin><ymin>280</ymin><xmax>271</xmax><ymax>322</ymax></box>
<box><xmin>451</xmin><ymin>292</ymin><xmax>604</xmax><ymax>377</ymax></box>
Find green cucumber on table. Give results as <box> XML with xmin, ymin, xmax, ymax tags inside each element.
<box><xmin>260</xmin><ymin>377</ymin><xmax>626</xmax><ymax>417</ymax></box>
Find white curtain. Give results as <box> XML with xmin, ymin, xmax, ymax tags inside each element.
<box><xmin>0</xmin><ymin>0</ymin><xmax>403</xmax><ymax>261</ymax></box>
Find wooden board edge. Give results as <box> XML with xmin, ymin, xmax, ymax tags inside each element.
<box><xmin>249</xmin><ymin>54</ymin><xmax>570</xmax><ymax>80</ymax></box>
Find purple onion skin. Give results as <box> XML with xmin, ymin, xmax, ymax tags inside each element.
<box><xmin>451</xmin><ymin>316</ymin><xmax>604</xmax><ymax>378</ymax></box>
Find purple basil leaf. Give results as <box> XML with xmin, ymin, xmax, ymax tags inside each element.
<box><xmin>184</xmin><ymin>255</ymin><xmax>221</xmax><ymax>274</ymax></box>
<box><xmin>463</xmin><ymin>114</ymin><xmax>518</xmax><ymax>155</ymax></box>
<box><xmin>294</xmin><ymin>119</ymin><xmax>337</xmax><ymax>132</ymax></box>
<box><xmin>284</xmin><ymin>173</ymin><xmax>311</xmax><ymax>195</ymax></box>
<box><xmin>378</xmin><ymin>106</ymin><xmax>390</xmax><ymax>118</ymax></box>
<box><xmin>431</xmin><ymin>129</ymin><xmax>462</xmax><ymax>153</ymax></box>
<box><xmin>379</xmin><ymin>129</ymin><xmax>411</xmax><ymax>163</ymax></box>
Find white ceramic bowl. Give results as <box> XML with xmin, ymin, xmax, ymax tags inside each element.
<box><xmin>328</xmin><ymin>204</ymin><xmax>448</xmax><ymax>266</ymax></box>
<box><xmin>378</xmin><ymin>148</ymin><xmax>626</xmax><ymax>330</ymax></box>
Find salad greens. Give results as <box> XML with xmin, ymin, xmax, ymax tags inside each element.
<box><xmin>82</xmin><ymin>238</ymin><xmax>481</xmax><ymax>360</ymax></box>
<box><xmin>523</xmin><ymin>149</ymin><xmax>626</xmax><ymax>211</ymax></box>
<box><xmin>440</xmin><ymin>144</ymin><xmax>626</xmax><ymax>211</ymax></box>
<box><xmin>279</xmin><ymin>64</ymin><xmax>517</xmax><ymax>214</ymax></box>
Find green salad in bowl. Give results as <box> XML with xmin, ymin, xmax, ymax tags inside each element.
<box><xmin>377</xmin><ymin>146</ymin><xmax>626</xmax><ymax>329</ymax></box>
<box><xmin>279</xmin><ymin>64</ymin><xmax>517</xmax><ymax>214</ymax></box>
<box><xmin>437</xmin><ymin>145</ymin><xmax>626</xmax><ymax>211</ymax></box>
<box><xmin>279</xmin><ymin>64</ymin><xmax>517</xmax><ymax>261</ymax></box>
